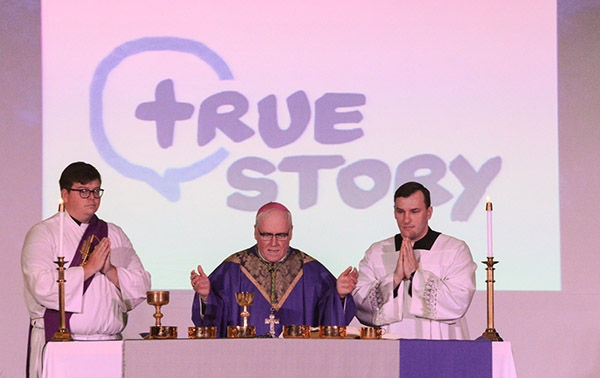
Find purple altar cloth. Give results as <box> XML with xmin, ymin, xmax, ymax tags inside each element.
<box><xmin>400</xmin><ymin>338</ymin><xmax>492</xmax><ymax>378</ymax></box>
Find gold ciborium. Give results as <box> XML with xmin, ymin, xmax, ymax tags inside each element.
<box><xmin>360</xmin><ymin>326</ymin><xmax>385</xmax><ymax>340</ymax></box>
<box><xmin>282</xmin><ymin>325</ymin><xmax>310</xmax><ymax>339</ymax></box>
<box><xmin>188</xmin><ymin>326</ymin><xmax>217</xmax><ymax>339</ymax></box>
<box><xmin>227</xmin><ymin>292</ymin><xmax>256</xmax><ymax>338</ymax></box>
<box><xmin>146</xmin><ymin>290</ymin><xmax>177</xmax><ymax>339</ymax></box>
<box><xmin>319</xmin><ymin>325</ymin><xmax>347</xmax><ymax>339</ymax></box>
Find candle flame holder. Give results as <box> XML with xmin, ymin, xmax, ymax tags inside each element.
<box><xmin>481</xmin><ymin>257</ymin><xmax>503</xmax><ymax>342</ymax></box>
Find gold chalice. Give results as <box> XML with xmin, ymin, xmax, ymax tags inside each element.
<box><xmin>236</xmin><ymin>292</ymin><xmax>254</xmax><ymax>327</ymax></box>
<box><xmin>227</xmin><ymin>292</ymin><xmax>256</xmax><ymax>338</ymax></box>
<box><xmin>146</xmin><ymin>290</ymin><xmax>177</xmax><ymax>339</ymax></box>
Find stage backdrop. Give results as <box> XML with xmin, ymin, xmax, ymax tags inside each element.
<box><xmin>41</xmin><ymin>0</ymin><xmax>558</xmax><ymax>290</ymax></box>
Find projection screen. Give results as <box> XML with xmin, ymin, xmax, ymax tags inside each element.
<box><xmin>41</xmin><ymin>0</ymin><xmax>558</xmax><ymax>290</ymax></box>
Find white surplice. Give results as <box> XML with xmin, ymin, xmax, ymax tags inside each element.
<box><xmin>21</xmin><ymin>211</ymin><xmax>151</xmax><ymax>377</ymax></box>
<box><xmin>353</xmin><ymin>232</ymin><xmax>476</xmax><ymax>340</ymax></box>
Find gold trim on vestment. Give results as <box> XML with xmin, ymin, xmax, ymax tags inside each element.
<box><xmin>226</xmin><ymin>248</ymin><xmax>315</xmax><ymax>311</ymax></box>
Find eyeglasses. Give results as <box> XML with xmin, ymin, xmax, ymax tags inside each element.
<box><xmin>257</xmin><ymin>229</ymin><xmax>290</xmax><ymax>241</ymax></box>
<box><xmin>69</xmin><ymin>188</ymin><xmax>104</xmax><ymax>199</ymax></box>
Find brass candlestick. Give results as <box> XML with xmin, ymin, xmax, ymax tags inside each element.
<box><xmin>481</xmin><ymin>257</ymin><xmax>503</xmax><ymax>341</ymax></box>
<box><xmin>52</xmin><ymin>256</ymin><xmax>73</xmax><ymax>341</ymax></box>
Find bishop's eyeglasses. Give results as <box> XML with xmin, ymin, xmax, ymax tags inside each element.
<box><xmin>69</xmin><ymin>188</ymin><xmax>105</xmax><ymax>199</ymax></box>
<box><xmin>257</xmin><ymin>229</ymin><xmax>290</xmax><ymax>241</ymax></box>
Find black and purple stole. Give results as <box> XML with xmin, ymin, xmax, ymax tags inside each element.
<box><xmin>43</xmin><ymin>215</ymin><xmax>108</xmax><ymax>342</ymax></box>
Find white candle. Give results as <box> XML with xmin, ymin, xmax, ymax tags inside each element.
<box><xmin>486</xmin><ymin>198</ymin><xmax>493</xmax><ymax>257</ymax></box>
<box><xmin>58</xmin><ymin>198</ymin><xmax>65</xmax><ymax>258</ymax></box>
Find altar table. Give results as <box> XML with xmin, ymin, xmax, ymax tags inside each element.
<box><xmin>42</xmin><ymin>338</ymin><xmax>517</xmax><ymax>378</ymax></box>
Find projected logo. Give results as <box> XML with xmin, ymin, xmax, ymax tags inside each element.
<box><xmin>90</xmin><ymin>37</ymin><xmax>231</xmax><ymax>202</ymax></box>
<box><xmin>90</xmin><ymin>36</ymin><xmax>501</xmax><ymax>219</ymax></box>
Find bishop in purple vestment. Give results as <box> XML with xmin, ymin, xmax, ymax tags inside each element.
<box><xmin>191</xmin><ymin>202</ymin><xmax>357</xmax><ymax>338</ymax></box>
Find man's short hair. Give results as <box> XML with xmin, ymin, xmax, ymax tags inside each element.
<box><xmin>59</xmin><ymin>162</ymin><xmax>102</xmax><ymax>190</ymax></box>
<box><xmin>393</xmin><ymin>181</ymin><xmax>431</xmax><ymax>208</ymax></box>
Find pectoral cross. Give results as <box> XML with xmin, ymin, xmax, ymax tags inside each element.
<box><xmin>264</xmin><ymin>308</ymin><xmax>279</xmax><ymax>338</ymax></box>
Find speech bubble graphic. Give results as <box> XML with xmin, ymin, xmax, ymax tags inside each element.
<box><xmin>90</xmin><ymin>36</ymin><xmax>234</xmax><ymax>201</ymax></box>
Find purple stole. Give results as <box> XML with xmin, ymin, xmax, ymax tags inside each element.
<box><xmin>43</xmin><ymin>215</ymin><xmax>108</xmax><ymax>342</ymax></box>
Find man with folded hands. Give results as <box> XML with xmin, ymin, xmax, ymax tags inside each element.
<box><xmin>21</xmin><ymin>162</ymin><xmax>151</xmax><ymax>377</ymax></box>
<box><xmin>352</xmin><ymin>182</ymin><xmax>477</xmax><ymax>340</ymax></box>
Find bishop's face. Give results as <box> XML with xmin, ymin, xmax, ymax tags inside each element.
<box><xmin>254</xmin><ymin>210</ymin><xmax>293</xmax><ymax>263</ymax></box>
<box><xmin>62</xmin><ymin>179</ymin><xmax>102</xmax><ymax>224</ymax></box>
<box><xmin>394</xmin><ymin>191</ymin><xmax>432</xmax><ymax>242</ymax></box>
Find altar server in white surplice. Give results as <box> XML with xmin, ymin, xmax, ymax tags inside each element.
<box><xmin>353</xmin><ymin>181</ymin><xmax>476</xmax><ymax>340</ymax></box>
<box><xmin>21</xmin><ymin>162</ymin><xmax>151</xmax><ymax>378</ymax></box>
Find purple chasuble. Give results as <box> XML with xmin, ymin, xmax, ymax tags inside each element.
<box><xmin>43</xmin><ymin>215</ymin><xmax>108</xmax><ymax>342</ymax></box>
<box><xmin>192</xmin><ymin>246</ymin><xmax>355</xmax><ymax>337</ymax></box>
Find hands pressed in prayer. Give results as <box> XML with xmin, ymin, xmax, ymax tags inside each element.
<box><xmin>83</xmin><ymin>237</ymin><xmax>110</xmax><ymax>276</ymax></box>
<box><xmin>190</xmin><ymin>265</ymin><xmax>211</xmax><ymax>302</ymax></box>
<box><xmin>336</xmin><ymin>266</ymin><xmax>358</xmax><ymax>299</ymax></box>
<box><xmin>393</xmin><ymin>237</ymin><xmax>418</xmax><ymax>288</ymax></box>
<box><xmin>82</xmin><ymin>237</ymin><xmax>120</xmax><ymax>288</ymax></box>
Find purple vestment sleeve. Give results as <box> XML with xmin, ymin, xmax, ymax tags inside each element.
<box><xmin>342</xmin><ymin>294</ymin><xmax>356</xmax><ymax>325</ymax></box>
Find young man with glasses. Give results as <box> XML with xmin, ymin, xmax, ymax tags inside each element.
<box><xmin>21</xmin><ymin>161</ymin><xmax>151</xmax><ymax>378</ymax></box>
<box><xmin>190</xmin><ymin>202</ymin><xmax>358</xmax><ymax>338</ymax></box>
